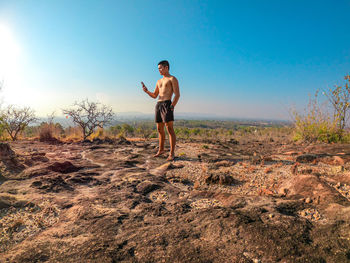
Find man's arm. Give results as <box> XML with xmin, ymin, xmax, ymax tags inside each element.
<box><xmin>171</xmin><ymin>77</ymin><xmax>180</xmax><ymax>108</ymax></box>
<box><xmin>142</xmin><ymin>82</ymin><xmax>159</xmax><ymax>99</ymax></box>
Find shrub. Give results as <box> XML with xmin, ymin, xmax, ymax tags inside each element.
<box><xmin>39</xmin><ymin>123</ymin><xmax>55</xmax><ymax>141</ymax></box>
<box><xmin>0</xmin><ymin>105</ymin><xmax>38</xmax><ymax>141</ymax></box>
<box><xmin>292</xmin><ymin>90</ymin><xmax>343</xmax><ymax>143</ymax></box>
<box><xmin>62</xmin><ymin>99</ymin><xmax>113</xmax><ymax>140</ymax></box>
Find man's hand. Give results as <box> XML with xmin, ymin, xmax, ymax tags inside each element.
<box><xmin>141</xmin><ymin>82</ymin><xmax>148</xmax><ymax>92</ymax></box>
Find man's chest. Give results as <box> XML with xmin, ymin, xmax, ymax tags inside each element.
<box><xmin>159</xmin><ymin>79</ymin><xmax>173</xmax><ymax>91</ymax></box>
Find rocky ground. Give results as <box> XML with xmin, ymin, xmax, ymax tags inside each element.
<box><xmin>1</xmin><ymin>137</ymin><xmax>350</xmax><ymax>262</ymax></box>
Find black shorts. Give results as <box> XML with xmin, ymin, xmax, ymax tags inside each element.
<box><xmin>155</xmin><ymin>100</ymin><xmax>174</xmax><ymax>123</ymax></box>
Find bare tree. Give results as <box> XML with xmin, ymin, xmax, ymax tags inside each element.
<box><xmin>47</xmin><ymin>111</ymin><xmax>56</xmax><ymax>124</ymax></box>
<box><xmin>0</xmin><ymin>80</ymin><xmax>4</xmax><ymax>108</ymax></box>
<box><xmin>62</xmin><ymin>99</ymin><xmax>114</xmax><ymax>140</ymax></box>
<box><xmin>0</xmin><ymin>105</ymin><xmax>38</xmax><ymax>141</ymax></box>
<box><xmin>324</xmin><ymin>74</ymin><xmax>350</xmax><ymax>132</ymax></box>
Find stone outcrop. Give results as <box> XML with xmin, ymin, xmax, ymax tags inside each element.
<box><xmin>1</xmin><ymin>139</ymin><xmax>350</xmax><ymax>262</ymax></box>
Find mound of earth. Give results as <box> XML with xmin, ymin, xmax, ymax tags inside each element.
<box><xmin>1</xmin><ymin>139</ymin><xmax>350</xmax><ymax>262</ymax></box>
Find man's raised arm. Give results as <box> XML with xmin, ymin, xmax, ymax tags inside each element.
<box><xmin>171</xmin><ymin>77</ymin><xmax>180</xmax><ymax>107</ymax></box>
<box><xmin>142</xmin><ymin>81</ymin><xmax>159</xmax><ymax>99</ymax></box>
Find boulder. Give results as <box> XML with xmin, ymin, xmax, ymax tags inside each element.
<box><xmin>205</xmin><ymin>173</ymin><xmax>236</xmax><ymax>186</ymax></box>
<box><xmin>278</xmin><ymin>174</ymin><xmax>349</xmax><ymax>206</ymax></box>
<box><xmin>0</xmin><ymin>143</ymin><xmax>15</xmax><ymax>159</ymax></box>
<box><xmin>136</xmin><ymin>181</ymin><xmax>160</xmax><ymax>195</ymax></box>
<box><xmin>296</xmin><ymin>154</ymin><xmax>318</xmax><ymax>163</ymax></box>
<box><xmin>47</xmin><ymin>161</ymin><xmax>81</xmax><ymax>174</ymax></box>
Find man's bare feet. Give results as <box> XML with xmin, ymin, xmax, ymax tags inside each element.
<box><xmin>166</xmin><ymin>154</ymin><xmax>175</xmax><ymax>161</ymax></box>
<box><xmin>153</xmin><ymin>150</ymin><xmax>165</xmax><ymax>157</ymax></box>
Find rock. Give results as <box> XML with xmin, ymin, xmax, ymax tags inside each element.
<box><xmin>0</xmin><ymin>197</ymin><xmax>11</xmax><ymax>209</ymax></box>
<box><xmin>22</xmin><ymin>166</ymin><xmax>49</xmax><ymax>179</ymax></box>
<box><xmin>330</xmin><ymin>166</ymin><xmax>344</xmax><ymax>174</ymax></box>
<box><xmin>264</xmin><ymin>167</ymin><xmax>272</xmax><ymax>174</ymax></box>
<box><xmin>263</xmin><ymin>156</ymin><xmax>273</xmax><ymax>162</ymax></box>
<box><xmin>284</xmin><ymin>151</ymin><xmax>300</xmax><ymax>156</ymax></box>
<box><xmin>92</xmin><ymin>138</ymin><xmax>103</xmax><ymax>144</ymax></box>
<box><xmin>39</xmin><ymin>136</ymin><xmax>62</xmax><ymax>145</ymax></box>
<box><xmin>150</xmin><ymin>162</ymin><xmax>173</xmax><ymax>176</ymax></box>
<box><xmin>47</xmin><ymin>161</ymin><xmax>81</xmax><ymax>174</ymax></box>
<box><xmin>278</xmin><ymin>174</ymin><xmax>349</xmax><ymax>206</ymax></box>
<box><xmin>0</xmin><ymin>143</ymin><xmax>25</xmax><ymax>176</ymax></box>
<box><xmin>115</xmin><ymin>136</ymin><xmax>131</xmax><ymax>145</ymax></box>
<box><xmin>0</xmin><ymin>143</ymin><xmax>16</xmax><ymax>159</ymax></box>
<box><xmin>333</xmin><ymin>156</ymin><xmax>345</xmax><ymax>165</ymax></box>
<box><xmin>4</xmin><ymin>139</ymin><xmax>350</xmax><ymax>262</ymax></box>
<box><xmin>0</xmin><ymin>195</ymin><xmax>32</xmax><ymax>209</ymax></box>
<box><xmin>250</xmin><ymin>155</ymin><xmax>262</xmax><ymax>165</ymax></box>
<box><xmin>258</xmin><ymin>188</ymin><xmax>275</xmax><ymax>196</ymax></box>
<box><xmin>208</xmin><ymin>160</ymin><xmax>233</xmax><ymax>169</ymax></box>
<box><xmin>296</xmin><ymin>154</ymin><xmax>318</xmax><ymax>163</ymax></box>
<box><xmin>30</xmin><ymin>153</ymin><xmax>49</xmax><ymax>162</ymax></box>
<box><xmin>193</xmin><ymin>180</ymin><xmax>201</xmax><ymax>189</ymax></box>
<box><xmin>136</xmin><ymin>181</ymin><xmax>160</xmax><ymax>195</ymax></box>
<box><xmin>300</xmin><ymin>168</ymin><xmax>313</xmax><ymax>175</ymax></box>
<box><xmin>205</xmin><ymin>173</ymin><xmax>236</xmax><ymax>185</ymax></box>
<box><xmin>305</xmin><ymin>197</ymin><xmax>312</xmax><ymax>203</ymax></box>
<box><xmin>227</xmin><ymin>138</ymin><xmax>239</xmax><ymax>144</ymax></box>
<box><xmin>35</xmin><ymin>176</ymin><xmax>74</xmax><ymax>192</ymax></box>
<box><xmin>291</xmin><ymin>163</ymin><xmax>299</xmax><ymax>175</ymax></box>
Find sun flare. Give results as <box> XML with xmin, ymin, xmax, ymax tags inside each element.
<box><xmin>0</xmin><ymin>24</ymin><xmax>21</xmax><ymax>79</ymax></box>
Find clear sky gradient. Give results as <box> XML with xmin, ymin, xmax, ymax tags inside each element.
<box><xmin>0</xmin><ymin>0</ymin><xmax>349</xmax><ymax>120</ymax></box>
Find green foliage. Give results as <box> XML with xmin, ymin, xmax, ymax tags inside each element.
<box><xmin>121</xmin><ymin>124</ymin><xmax>134</xmax><ymax>137</ymax></box>
<box><xmin>106</xmin><ymin>120</ymin><xmax>291</xmax><ymax>142</ymax></box>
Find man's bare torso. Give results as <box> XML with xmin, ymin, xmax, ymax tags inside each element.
<box><xmin>157</xmin><ymin>76</ymin><xmax>175</xmax><ymax>101</ymax></box>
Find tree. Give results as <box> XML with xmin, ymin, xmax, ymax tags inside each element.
<box><xmin>62</xmin><ymin>99</ymin><xmax>114</xmax><ymax>140</ymax></box>
<box><xmin>0</xmin><ymin>105</ymin><xmax>38</xmax><ymax>141</ymax></box>
<box><xmin>324</xmin><ymin>75</ymin><xmax>350</xmax><ymax>133</ymax></box>
<box><xmin>121</xmin><ymin>123</ymin><xmax>134</xmax><ymax>137</ymax></box>
<box><xmin>0</xmin><ymin>81</ymin><xmax>4</xmax><ymax>137</ymax></box>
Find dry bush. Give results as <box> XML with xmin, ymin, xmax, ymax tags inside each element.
<box><xmin>89</xmin><ymin>128</ymin><xmax>105</xmax><ymax>141</ymax></box>
<box><xmin>39</xmin><ymin>124</ymin><xmax>55</xmax><ymax>142</ymax></box>
<box><xmin>292</xmin><ymin>91</ymin><xmax>341</xmax><ymax>143</ymax></box>
<box><xmin>62</xmin><ymin>99</ymin><xmax>114</xmax><ymax>140</ymax></box>
<box><xmin>291</xmin><ymin>75</ymin><xmax>350</xmax><ymax>143</ymax></box>
<box><xmin>63</xmin><ymin>126</ymin><xmax>83</xmax><ymax>142</ymax></box>
<box><xmin>0</xmin><ymin>105</ymin><xmax>37</xmax><ymax>141</ymax></box>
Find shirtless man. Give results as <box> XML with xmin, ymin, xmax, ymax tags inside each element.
<box><xmin>142</xmin><ymin>60</ymin><xmax>180</xmax><ymax>161</ymax></box>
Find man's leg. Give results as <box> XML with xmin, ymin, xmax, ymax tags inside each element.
<box><xmin>165</xmin><ymin>121</ymin><xmax>176</xmax><ymax>160</ymax></box>
<box><xmin>154</xmin><ymin>122</ymin><xmax>165</xmax><ymax>157</ymax></box>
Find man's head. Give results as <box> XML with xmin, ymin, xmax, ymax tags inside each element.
<box><xmin>158</xmin><ymin>60</ymin><xmax>170</xmax><ymax>75</ymax></box>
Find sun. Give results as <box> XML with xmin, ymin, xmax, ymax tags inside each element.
<box><xmin>0</xmin><ymin>24</ymin><xmax>21</xmax><ymax>80</ymax></box>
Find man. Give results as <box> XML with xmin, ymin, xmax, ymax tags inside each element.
<box><xmin>142</xmin><ymin>60</ymin><xmax>180</xmax><ymax>161</ymax></box>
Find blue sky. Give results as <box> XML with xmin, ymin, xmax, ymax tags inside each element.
<box><xmin>0</xmin><ymin>0</ymin><xmax>349</xmax><ymax>120</ymax></box>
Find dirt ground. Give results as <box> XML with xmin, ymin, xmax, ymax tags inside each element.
<box><xmin>1</xmin><ymin>137</ymin><xmax>350</xmax><ymax>262</ymax></box>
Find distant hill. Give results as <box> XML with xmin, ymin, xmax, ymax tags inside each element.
<box><xmin>35</xmin><ymin>112</ymin><xmax>291</xmax><ymax>128</ymax></box>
